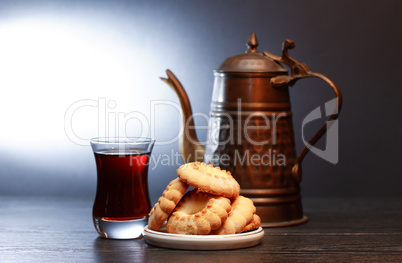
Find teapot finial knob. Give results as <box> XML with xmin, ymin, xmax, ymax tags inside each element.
<box><xmin>246</xmin><ymin>32</ymin><xmax>259</xmax><ymax>53</ymax></box>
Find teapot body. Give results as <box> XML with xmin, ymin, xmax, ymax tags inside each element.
<box><xmin>205</xmin><ymin>71</ymin><xmax>296</xmax><ymax>189</ymax></box>
<box><xmin>204</xmin><ymin>72</ymin><xmax>305</xmax><ymax>226</ymax></box>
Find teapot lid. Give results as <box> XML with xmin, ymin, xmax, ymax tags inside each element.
<box><xmin>215</xmin><ymin>33</ymin><xmax>287</xmax><ymax>73</ymax></box>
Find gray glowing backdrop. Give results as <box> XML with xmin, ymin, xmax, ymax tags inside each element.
<box><xmin>0</xmin><ymin>0</ymin><xmax>401</xmax><ymax>202</ymax></box>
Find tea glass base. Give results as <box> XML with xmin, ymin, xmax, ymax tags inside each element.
<box><xmin>93</xmin><ymin>217</ymin><xmax>148</xmax><ymax>239</ymax></box>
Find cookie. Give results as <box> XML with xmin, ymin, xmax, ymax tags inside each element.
<box><xmin>166</xmin><ymin>189</ymin><xmax>231</xmax><ymax>235</ymax></box>
<box><xmin>242</xmin><ymin>214</ymin><xmax>261</xmax><ymax>232</ymax></box>
<box><xmin>148</xmin><ymin>178</ymin><xmax>189</xmax><ymax>231</ymax></box>
<box><xmin>210</xmin><ymin>195</ymin><xmax>256</xmax><ymax>235</ymax></box>
<box><xmin>177</xmin><ymin>162</ymin><xmax>240</xmax><ymax>198</ymax></box>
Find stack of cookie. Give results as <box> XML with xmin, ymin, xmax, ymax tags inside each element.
<box><xmin>148</xmin><ymin>162</ymin><xmax>261</xmax><ymax>235</ymax></box>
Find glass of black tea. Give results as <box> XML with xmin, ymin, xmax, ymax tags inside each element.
<box><xmin>90</xmin><ymin>137</ymin><xmax>155</xmax><ymax>239</ymax></box>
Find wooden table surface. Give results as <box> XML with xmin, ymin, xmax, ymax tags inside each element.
<box><xmin>0</xmin><ymin>196</ymin><xmax>401</xmax><ymax>262</ymax></box>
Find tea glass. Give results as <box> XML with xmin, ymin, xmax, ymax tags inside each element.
<box><xmin>90</xmin><ymin>137</ymin><xmax>155</xmax><ymax>239</ymax></box>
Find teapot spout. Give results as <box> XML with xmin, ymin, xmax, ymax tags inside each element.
<box><xmin>161</xmin><ymin>69</ymin><xmax>205</xmax><ymax>163</ymax></box>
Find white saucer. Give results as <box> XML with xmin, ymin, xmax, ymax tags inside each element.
<box><xmin>143</xmin><ymin>225</ymin><xmax>264</xmax><ymax>250</ymax></box>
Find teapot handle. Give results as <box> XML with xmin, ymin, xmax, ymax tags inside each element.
<box><xmin>263</xmin><ymin>40</ymin><xmax>343</xmax><ymax>184</ymax></box>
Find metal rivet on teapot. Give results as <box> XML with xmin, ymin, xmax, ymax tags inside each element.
<box><xmin>162</xmin><ymin>33</ymin><xmax>342</xmax><ymax>227</ymax></box>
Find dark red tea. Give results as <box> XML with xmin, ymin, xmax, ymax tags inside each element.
<box><xmin>92</xmin><ymin>152</ymin><xmax>151</xmax><ymax>221</ymax></box>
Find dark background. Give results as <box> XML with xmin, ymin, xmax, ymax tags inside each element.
<box><xmin>0</xmin><ymin>0</ymin><xmax>401</xmax><ymax>203</ymax></box>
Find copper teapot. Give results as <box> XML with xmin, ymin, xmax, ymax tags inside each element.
<box><xmin>161</xmin><ymin>33</ymin><xmax>342</xmax><ymax>227</ymax></box>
